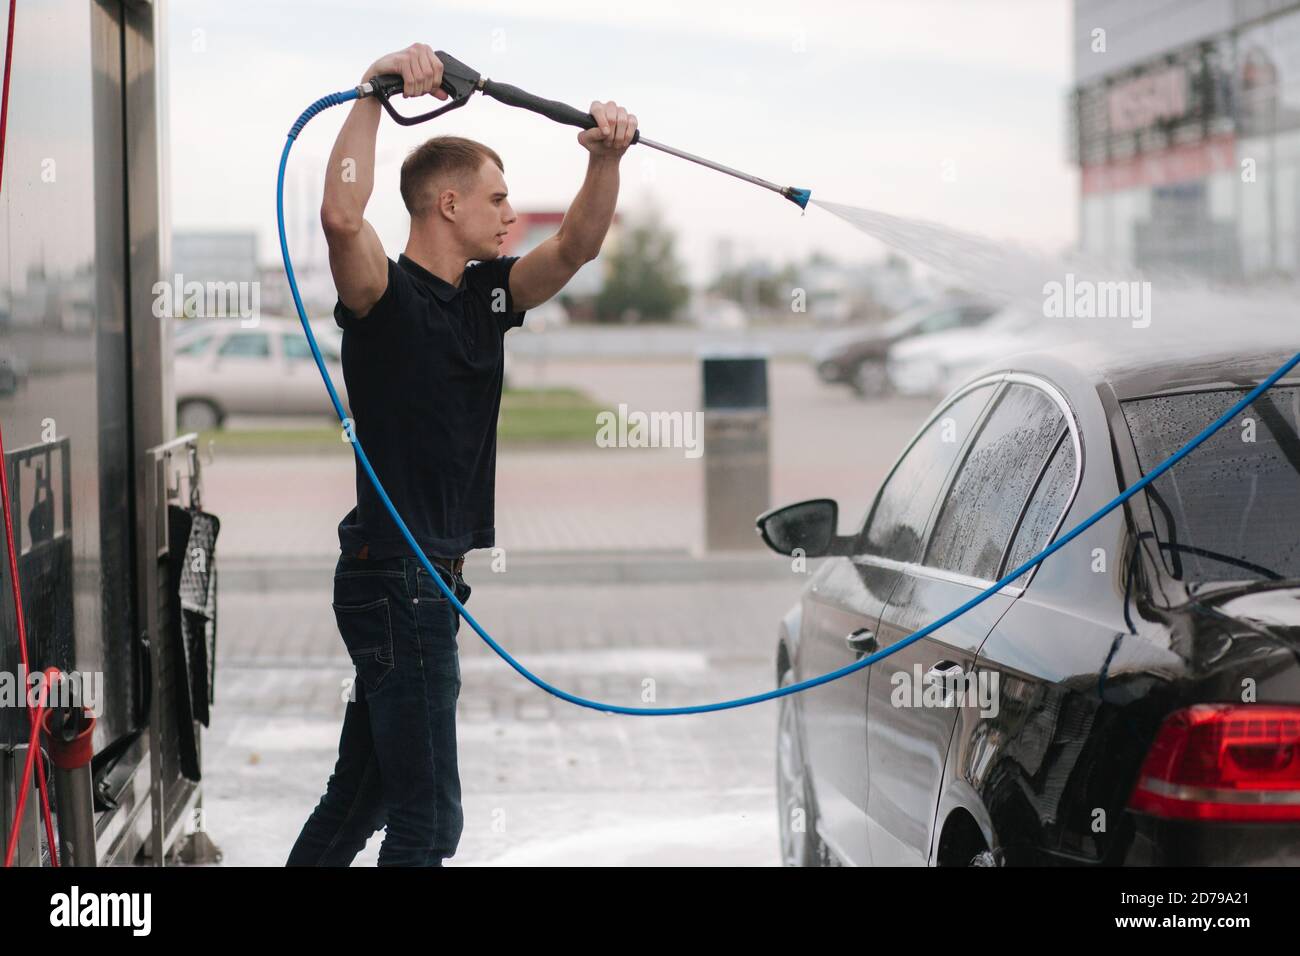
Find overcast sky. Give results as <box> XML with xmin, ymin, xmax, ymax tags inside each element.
<box><xmin>166</xmin><ymin>0</ymin><xmax>1076</xmax><ymax>286</ymax></box>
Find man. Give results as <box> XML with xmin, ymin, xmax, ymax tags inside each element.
<box><xmin>286</xmin><ymin>43</ymin><xmax>635</xmax><ymax>867</ymax></box>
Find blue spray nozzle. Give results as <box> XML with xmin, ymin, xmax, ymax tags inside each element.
<box><xmin>783</xmin><ymin>186</ymin><xmax>812</xmax><ymax>209</ymax></box>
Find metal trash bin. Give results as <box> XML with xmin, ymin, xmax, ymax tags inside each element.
<box><xmin>700</xmin><ymin>349</ymin><xmax>771</xmax><ymax>551</ymax></box>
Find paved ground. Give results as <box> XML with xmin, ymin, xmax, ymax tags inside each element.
<box><xmin>195</xmin><ymin>360</ymin><xmax>933</xmax><ymax>866</ymax></box>
<box><xmin>203</xmin><ymin>575</ymin><xmax>804</xmax><ymax>866</ymax></box>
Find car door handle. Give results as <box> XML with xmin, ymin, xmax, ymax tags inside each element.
<box><xmin>846</xmin><ymin>628</ymin><xmax>878</xmax><ymax>654</ymax></box>
<box><xmin>925</xmin><ymin>661</ymin><xmax>963</xmax><ymax>681</ymax></box>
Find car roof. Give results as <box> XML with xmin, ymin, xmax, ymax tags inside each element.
<box><xmin>963</xmin><ymin>334</ymin><xmax>1299</xmax><ymax>403</ymax></box>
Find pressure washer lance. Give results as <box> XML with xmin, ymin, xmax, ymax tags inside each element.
<box><xmin>354</xmin><ymin>50</ymin><xmax>813</xmax><ymax>211</ymax></box>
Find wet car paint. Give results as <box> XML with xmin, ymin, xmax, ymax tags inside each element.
<box><xmin>776</xmin><ymin>340</ymin><xmax>1300</xmax><ymax>866</ymax></box>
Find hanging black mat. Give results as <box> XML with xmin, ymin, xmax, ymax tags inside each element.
<box><xmin>165</xmin><ymin>504</ymin><xmax>221</xmax><ymax>782</ymax></box>
<box><xmin>178</xmin><ymin>506</ymin><xmax>220</xmax><ymax>726</ymax></box>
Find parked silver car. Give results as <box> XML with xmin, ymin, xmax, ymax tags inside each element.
<box><xmin>173</xmin><ymin>317</ymin><xmax>346</xmax><ymax>430</ymax></box>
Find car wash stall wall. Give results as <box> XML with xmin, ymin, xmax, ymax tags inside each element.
<box><xmin>0</xmin><ymin>0</ymin><xmax>195</xmax><ymax>865</ymax></box>
<box><xmin>1069</xmin><ymin>0</ymin><xmax>1300</xmax><ymax>282</ymax></box>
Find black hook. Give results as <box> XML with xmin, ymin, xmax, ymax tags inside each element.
<box><xmin>187</xmin><ymin>443</ymin><xmax>202</xmax><ymax>511</ymax></box>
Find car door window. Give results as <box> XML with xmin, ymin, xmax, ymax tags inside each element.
<box><xmin>1002</xmin><ymin>431</ymin><xmax>1078</xmax><ymax>586</ymax></box>
<box><xmin>175</xmin><ymin>335</ymin><xmax>213</xmax><ymax>356</ymax></box>
<box><xmin>916</xmin><ymin>308</ymin><xmax>964</xmax><ymax>335</ymax></box>
<box><xmin>858</xmin><ymin>383</ymin><xmax>997</xmax><ymax>562</ymax></box>
<box><xmin>923</xmin><ymin>383</ymin><xmax>1065</xmax><ymax>581</ymax></box>
<box><xmin>218</xmin><ymin>332</ymin><xmax>269</xmax><ymax>358</ymax></box>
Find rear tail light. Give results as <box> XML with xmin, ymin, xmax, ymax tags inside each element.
<box><xmin>1128</xmin><ymin>704</ymin><xmax>1300</xmax><ymax>822</ymax></box>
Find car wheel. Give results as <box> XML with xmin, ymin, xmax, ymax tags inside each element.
<box><xmin>816</xmin><ymin>360</ymin><xmax>841</xmax><ymax>384</ymax></box>
<box><xmin>776</xmin><ymin>664</ymin><xmax>826</xmax><ymax>866</ymax></box>
<box><xmin>969</xmin><ymin>848</ymin><xmax>1000</xmax><ymax>866</ymax></box>
<box><xmin>851</xmin><ymin>360</ymin><xmax>889</xmax><ymax>398</ymax></box>
<box><xmin>178</xmin><ymin>399</ymin><xmax>222</xmax><ymax>432</ymax></box>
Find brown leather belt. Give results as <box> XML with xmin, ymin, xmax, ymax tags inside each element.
<box><xmin>430</xmin><ymin>554</ymin><xmax>465</xmax><ymax>575</ymax></box>
<box><xmin>353</xmin><ymin>544</ymin><xmax>464</xmax><ymax>574</ymax></box>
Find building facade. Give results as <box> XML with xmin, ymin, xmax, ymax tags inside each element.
<box><xmin>1071</xmin><ymin>0</ymin><xmax>1300</xmax><ymax>281</ymax></box>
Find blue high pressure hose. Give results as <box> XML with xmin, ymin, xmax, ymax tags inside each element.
<box><xmin>279</xmin><ymin>88</ymin><xmax>1300</xmax><ymax>716</ymax></box>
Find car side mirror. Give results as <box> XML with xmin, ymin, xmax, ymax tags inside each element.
<box><xmin>755</xmin><ymin>498</ymin><xmax>854</xmax><ymax>558</ymax></box>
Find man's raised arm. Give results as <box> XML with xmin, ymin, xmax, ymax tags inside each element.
<box><xmin>510</xmin><ymin>99</ymin><xmax>638</xmax><ymax>312</ymax></box>
<box><xmin>321</xmin><ymin>43</ymin><xmax>446</xmax><ymax>318</ymax></box>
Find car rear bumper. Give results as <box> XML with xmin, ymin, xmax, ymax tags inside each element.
<box><xmin>1121</xmin><ymin>815</ymin><xmax>1300</xmax><ymax>865</ymax></box>
<box><xmin>1017</xmin><ymin>816</ymin><xmax>1300</xmax><ymax>865</ymax></box>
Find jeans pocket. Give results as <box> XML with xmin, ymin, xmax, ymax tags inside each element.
<box><xmin>332</xmin><ymin>596</ymin><xmax>396</xmax><ymax>694</ymax></box>
<box><xmin>416</xmin><ymin>564</ymin><xmax>457</xmax><ymax>604</ymax></box>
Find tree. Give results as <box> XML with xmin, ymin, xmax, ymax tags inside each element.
<box><xmin>707</xmin><ymin>260</ymin><xmax>800</xmax><ymax>310</ymax></box>
<box><xmin>594</xmin><ymin>204</ymin><xmax>690</xmax><ymax>323</ymax></box>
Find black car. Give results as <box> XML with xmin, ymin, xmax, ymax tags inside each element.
<box><xmin>812</xmin><ymin>298</ymin><xmax>997</xmax><ymax>397</ymax></box>
<box><xmin>760</xmin><ymin>342</ymin><xmax>1300</xmax><ymax>866</ymax></box>
<box><xmin>0</xmin><ymin>347</ymin><xmax>26</xmax><ymax>395</ymax></box>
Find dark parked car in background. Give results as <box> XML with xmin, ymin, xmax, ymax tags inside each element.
<box><xmin>0</xmin><ymin>347</ymin><xmax>28</xmax><ymax>395</ymax></box>
<box><xmin>811</xmin><ymin>298</ymin><xmax>997</xmax><ymax>397</ymax></box>
<box><xmin>761</xmin><ymin>342</ymin><xmax>1300</xmax><ymax>866</ymax></box>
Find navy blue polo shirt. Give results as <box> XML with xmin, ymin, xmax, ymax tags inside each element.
<box><xmin>333</xmin><ymin>252</ymin><xmax>526</xmax><ymax>559</ymax></box>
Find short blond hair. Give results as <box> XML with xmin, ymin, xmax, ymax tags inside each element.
<box><xmin>399</xmin><ymin>135</ymin><xmax>504</xmax><ymax>217</ymax></box>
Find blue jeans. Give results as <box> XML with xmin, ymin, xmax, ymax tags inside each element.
<box><xmin>286</xmin><ymin>553</ymin><xmax>470</xmax><ymax>866</ymax></box>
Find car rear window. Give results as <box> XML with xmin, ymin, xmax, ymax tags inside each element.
<box><xmin>1121</xmin><ymin>385</ymin><xmax>1300</xmax><ymax>584</ymax></box>
<box><xmin>283</xmin><ymin>333</ymin><xmax>339</xmax><ymax>363</ymax></box>
<box><xmin>217</xmin><ymin>332</ymin><xmax>270</xmax><ymax>358</ymax></box>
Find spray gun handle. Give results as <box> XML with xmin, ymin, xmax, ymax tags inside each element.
<box><xmin>361</xmin><ymin>53</ymin><xmax>482</xmax><ymax>126</ymax></box>
<box><xmin>362</xmin><ymin>70</ymin><xmax>473</xmax><ymax>126</ymax></box>
<box><xmin>366</xmin><ymin>73</ymin><xmax>406</xmax><ymax>98</ymax></box>
<box><xmin>361</xmin><ymin>54</ymin><xmax>642</xmax><ymax>145</ymax></box>
<box><xmin>365</xmin><ymin>51</ymin><xmax>480</xmax><ymax>103</ymax></box>
<box><xmin>366</xmin><ymin>72</ymin><xmax>461</xmax><ymax>101</ymax></box>
<box><xmin>480</xmin><ymin>78</ymin><xmax>641</xmax><ymax>145</ymax></box>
